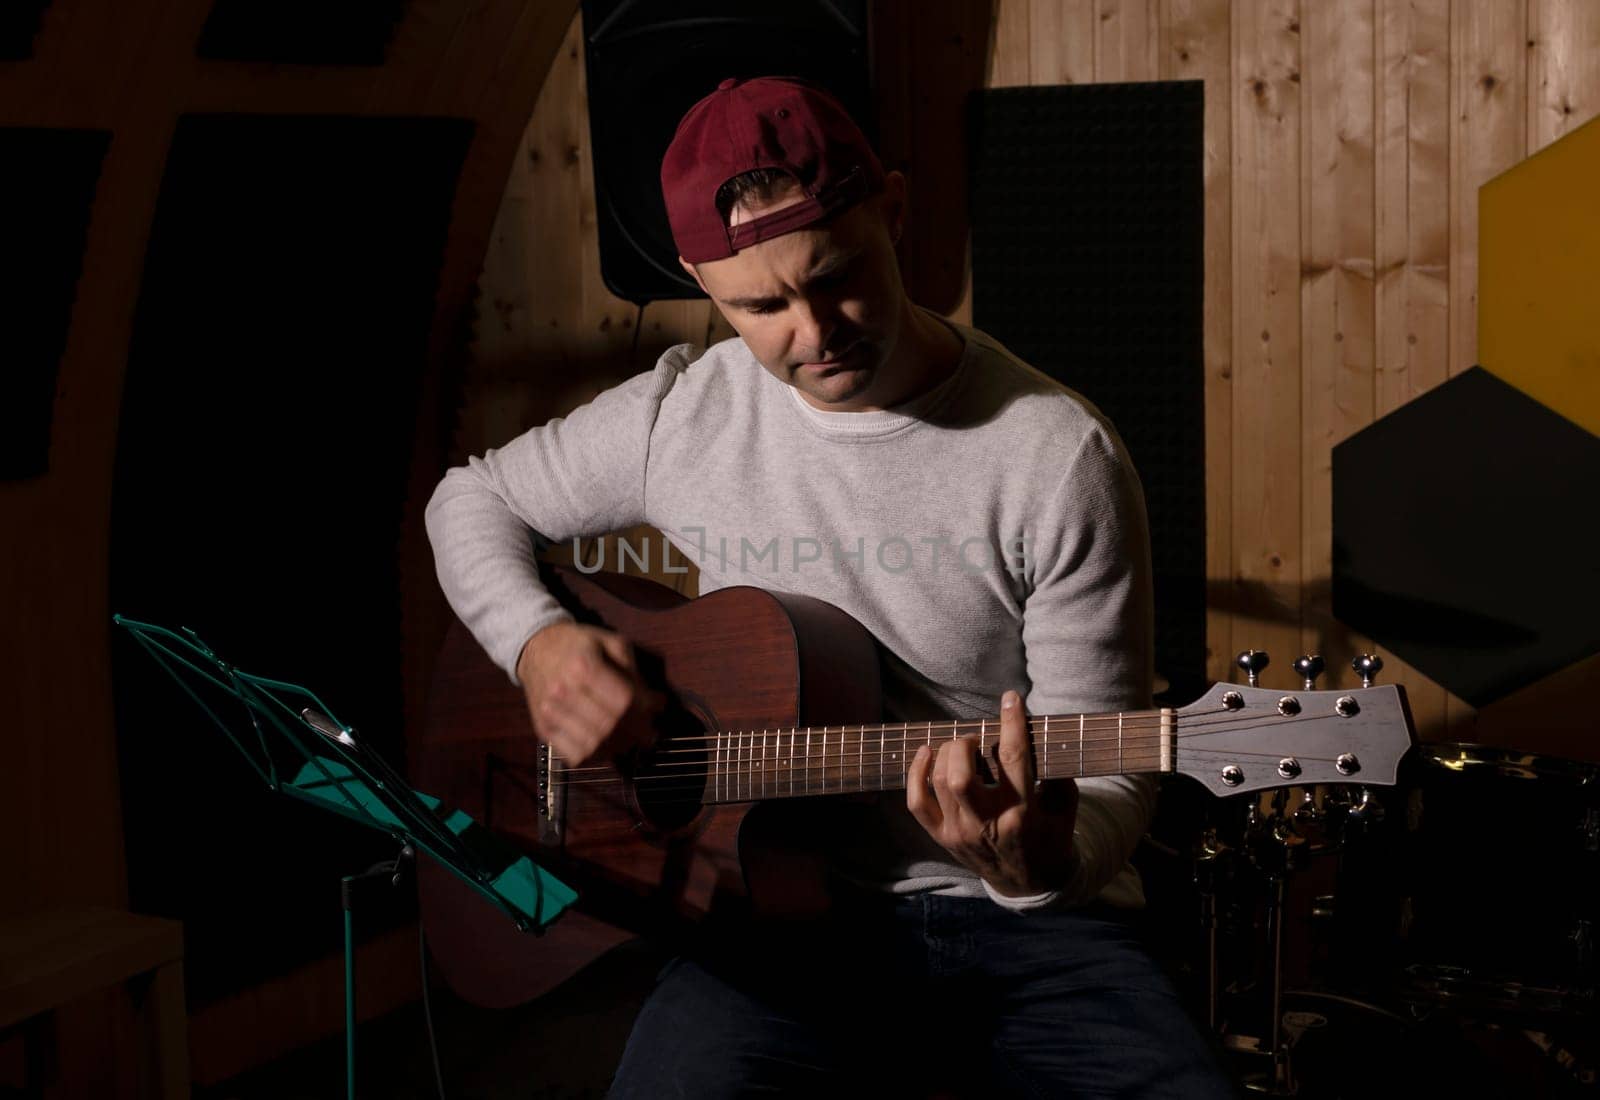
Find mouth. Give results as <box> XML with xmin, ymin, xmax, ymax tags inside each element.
<box><xmin>799</xmin><ymin>342</ymin><xmax>865</xmax><ymax>371</ymax></box>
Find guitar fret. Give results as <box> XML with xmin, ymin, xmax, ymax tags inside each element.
<box><xmin>858</xmin><ymin>724</ymin><xmax>865</xmax><ymax>794</ymax></box>
<box><xmin>1117</xmin><ymin>712</ymin><xmax>1124</xmax><ymax>777</ymax></box>
<box><xmin>879</xmin><ymin>723</ymin><xmax>885</xmax><ymax>792</ymax></box>
<box><xmin>1079</xmin><ymin>713</ymin><xmax>1085</xmax><ymax>778</ymax></box>
<box><xmin>806</xmin><ymin>726</ymin><xmax>813</xmax><ymax>795</ymax></box>
<box><xmin>1043</xmin><ymin>714</ymin><xmax>1049</xmax><ymax>780</ymax></box>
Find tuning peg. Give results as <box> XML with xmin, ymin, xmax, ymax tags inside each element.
<box><xmin>1293</xmin><ymin>654</ymin><xmax>1325</xmax><ymax>690</ymax></box>
<box><xmin>1351</xmin><ymin>653</ymin><xmax>1384</xmax><ymax>687</ymax></box>
<box><xmin>1235</xmin><ymin>649</ymin><xmax>1270</xmax><ymax>687</ymax></box>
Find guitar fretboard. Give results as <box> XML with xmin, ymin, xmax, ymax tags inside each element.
<box><xmin>704</xmin><ymin>711</ymin><xmax>1174</xmax><ymax>804</ymax></box>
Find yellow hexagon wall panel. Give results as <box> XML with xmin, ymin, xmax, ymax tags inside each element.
<box><xmin>1480</xmin><ymin>113</ymin><xmax>1600</xmax><ymax>438</ymax></box>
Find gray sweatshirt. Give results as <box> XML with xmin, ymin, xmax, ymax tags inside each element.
<box><xmin>424</xmin><ymin>313</ymin><xmax>1157</xmax><ymax>910</ymax></box>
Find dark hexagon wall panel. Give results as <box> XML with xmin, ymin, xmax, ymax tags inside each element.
<box><xmin>1333</xmin><ymin>366</ymin><xmax>1600</xmax><ymax>706</ymax></box>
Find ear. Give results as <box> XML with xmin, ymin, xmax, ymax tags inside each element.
<box><xmin>880</xmin><ymin>170</ymin><xmax>908</xmax><ymax>246</ymax></box>
<box><xmin>678</xmin><ymin>256</ymin><xmax>709</xmax><ymax>296</ymax></box>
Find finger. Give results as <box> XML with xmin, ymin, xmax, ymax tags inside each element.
<box><xmin>540</xmin><ymin>690</ymin><xmax>614</xmax><ymax>756</ymax></box>
<box><xmin>996</xmin><ymin>689</ymin><xmax>1035</xmax><ymax>795</ymax></box>
<box><xmin>597</xmin><ymin>633</ymin><xmax>666</xmax><ymax>722</ymax></box>
<box><xmin>906</xmin><ymin>744</ymin><xmax>943</xmax><ymax>835</ymax></box>
<box><xmin>596</xmin><ymin>631</ymin><xmax>637</xmax><ymax>674</ymax></box>
<box><xmin>579</xmin><ymin>648</ymin><xmax>637</xmax><ymax>718</ymax></box>
<box><xmin>942</xmin><ymin>735</ymin><xmax>995</xmax><ymax>823</ymax></box>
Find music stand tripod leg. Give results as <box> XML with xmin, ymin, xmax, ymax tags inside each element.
<box><xmin>340</xmin><ymin>843</ymin><xmax>416</xmax><ymax>1100</ymax></box>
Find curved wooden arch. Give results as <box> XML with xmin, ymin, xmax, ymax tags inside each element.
<box><xmin>0</xmin><ymin>0</ymin><xmax>574</xmax><ymax>1084</ymax></box>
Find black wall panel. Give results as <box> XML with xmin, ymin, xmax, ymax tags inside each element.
<box><xmin>197</xmin><ymin>0</ymin><xmax>411</xmax><ymax>65</ymax></box>
<box><xmin>110</xmin><ymin>113</ymin><xmax>472</xmax><ymax>1003</ymax></box>
<box><xmin>0</xmin><ymin>127</ymin><xmax>110</xmax><ymax>480</ymax></box>
<box><xmin>970</xmin><ymin>82</ymin><xmax>1207</xmax><ymax>702</ymax></box>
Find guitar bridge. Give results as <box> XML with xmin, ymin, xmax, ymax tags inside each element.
<box><xmin>536</xmin><ymin>741</ymin><xmax>563</xmax><ymax>845</ymax></box>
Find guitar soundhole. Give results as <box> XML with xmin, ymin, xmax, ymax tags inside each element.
<box><xmin>629</xmin><ymin>694</ymin><xmax>716</xmax><ymax>836</ymax></box>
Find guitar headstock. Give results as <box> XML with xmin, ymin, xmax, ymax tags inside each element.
<box><xmin>1172</xmin><ymin>655</ymin><xmax>1416</xmax><ymax>798</ymax></box>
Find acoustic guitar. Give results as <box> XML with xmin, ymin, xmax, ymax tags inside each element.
<box><xmin>413</xmin><ymin>564</ymin><xmax>1415</xmax><ymax>1008</ymax></box>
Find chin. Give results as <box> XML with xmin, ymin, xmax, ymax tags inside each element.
<box><xmin>800</xmin><ymin>367</ymin><xmax>875</xmax><ymax>407</ymax></box>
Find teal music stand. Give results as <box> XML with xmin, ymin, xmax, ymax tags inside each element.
<box><xmin>112</xmin><ymin>615</ymin><xmax>576</xmax><ymax>1100</ymax></box>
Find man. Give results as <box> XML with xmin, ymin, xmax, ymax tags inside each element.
<box><xmin>426</xmin><ymin>76</ymin><xmax>1233</xmax><ymax>1096</ymax></box>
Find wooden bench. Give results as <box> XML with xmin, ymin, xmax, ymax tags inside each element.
<box><xmin>0</xmin><ymin>906</ymin><xmax>188</xmax><ymax>1098</ymax></box>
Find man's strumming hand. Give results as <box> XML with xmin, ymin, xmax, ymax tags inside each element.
<box><xmin>515</xmin><ymin>621</ymin><xmax>664</xmax><ymax>767</ymax></box>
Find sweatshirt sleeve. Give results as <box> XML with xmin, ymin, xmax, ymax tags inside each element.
<box><xmin>423</xmin><ymin>349</ymin><xmax>689</xmax><ymax>683</ymax></box>
<box><xmin>1017</xmin><ymin>417</ymin><xmax>1159</xmax><ymax>908</ymax></box>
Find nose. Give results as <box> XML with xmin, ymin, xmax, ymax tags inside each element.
<box><xmin>792</xmin><ymin>297</ymin><xmax>838</xmax><ymax>359</ymax></box>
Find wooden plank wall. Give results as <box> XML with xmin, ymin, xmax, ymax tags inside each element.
<box><xmin>469</xmin><ymin>1</ymin><xmax>1600</xmax><ymax>750</ymax></box>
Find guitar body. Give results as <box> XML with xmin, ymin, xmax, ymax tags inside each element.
<box><xmin>413</xmin><ymin>566</ymin><xmax>881</xmax><ymax>1008</ymax></box>
<box><xmin>413</xmin><ymin>568</ymin><xmax>1420</xmax><ymax>1009</ymax></box>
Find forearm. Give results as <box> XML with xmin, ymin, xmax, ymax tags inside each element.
<box><xmin>425</xmin><ymin>462</ymin><xmax>574</xmax><ymax>684</ymax></box>
<box><xmin>423</xmin><ymin>353</ymin><xmax>684</xmax><ymax>681</ymax></box>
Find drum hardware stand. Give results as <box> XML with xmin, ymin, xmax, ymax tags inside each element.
<box><xmin>1193</xmin><ymin>826</ymin><xmax>1225</xmax><ymax>1032</ymax></box>
<box><xmin>1214</xmin><ymin>651</ymin><xmax>1387</xmax><ymax>1096</ymax></box>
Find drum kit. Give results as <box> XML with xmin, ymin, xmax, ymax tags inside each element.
<box><xmin>1170</xmin><ymin>650</ymin><xmax>1599</xmax><ymax>1097</ymax></box>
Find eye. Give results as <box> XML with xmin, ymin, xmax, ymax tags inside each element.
<box><xmin>747</xmin><ymin>301</ymin><xmax>783</xmax><ymax>316</ymax></box>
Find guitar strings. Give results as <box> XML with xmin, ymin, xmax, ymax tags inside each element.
<box><xmin>551</xmin><ymin>706</ymin><xmax>1378</xmax><ymax>776</ymax></box>
<box><xmin>548</xmin><ymin>702</ymin><xmax>1379</xmax><ymax>763</ymax></box>
<box><xmin>549</xmin><ymin>747</ymin><xmax>1361</xmax><ymax>794</ymax></box>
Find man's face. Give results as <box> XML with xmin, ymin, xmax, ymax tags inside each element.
<box><xmin>683</xmin><ymin>174</ymin><xmax>908</xmax><ymax>411</ymax></box>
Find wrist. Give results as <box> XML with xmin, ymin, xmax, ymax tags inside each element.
<box><xmin>515</xmin><ymin>615</ymin><xmax>575</xmax><ymax>685</ymax></box>
<box><xmin>981</xmin><ymin>878</ymin><xmax>1062</xmax><ymax>912</ymax></box>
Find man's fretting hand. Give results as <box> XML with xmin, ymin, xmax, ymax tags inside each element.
<box><xmin>516</xmin><ymin>621</ymin><xmax>664</xmax><ymax>766</ymax></box>
<box><xmin>906</xmin><ymin>690</ymin><xmax>1080</xmax><ymax>899</ymax></box>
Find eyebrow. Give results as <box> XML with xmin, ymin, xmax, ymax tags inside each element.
<box><xmin>719</xmin><ymin>248</ymin><xmax>863</xmax><ymax>310</ymax></box>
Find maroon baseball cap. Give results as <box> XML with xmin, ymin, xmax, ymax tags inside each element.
<box><xmin>661</xmin><ymin>76</ymin><xmax>885</xmax><ymax>264</ymax></box>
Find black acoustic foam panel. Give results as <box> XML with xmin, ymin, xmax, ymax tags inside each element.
<box><xmin>111</xmin><ymin>113</ymin><xmax>472</xmax><ymax>1003</ymax></box>
<box><xmin>197</xmin><ymin>0</ymin><xmax>411</xmax><ymax>65</ymax></box>
<box><xmin>1334</xmin><ymin>367</ymin><xmax>1600</xmax><ymax>705</ymax></box>
<box><xmin>970</xmin><ymin>82</ymin><xmax>1206</xmax><ymax>701</ymax></box>
<box><xmin>0</xmin><ymin>127</ymin><xmax>110</xmax><ymax>480</ymax></box>
<box><xmin>580</xmin><ymin>0</ymin><xmax>871</xmax><ymax>303</ymax></box>
<box><xmin>0</xmin><ymin>0</ymin><xmax>51</xmax><ymax>59</ymax></box>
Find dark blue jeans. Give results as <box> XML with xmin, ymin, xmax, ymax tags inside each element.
<box><xmin>610</xmin><ymin>893</ymin><xmax>1238</xmax><ymax>1098</ymax></box>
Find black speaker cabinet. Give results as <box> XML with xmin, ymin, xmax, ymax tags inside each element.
<box><xmin>580</xmin><ymin>0</ymin><xmax>871</xmax><ymax>304</ymax></box>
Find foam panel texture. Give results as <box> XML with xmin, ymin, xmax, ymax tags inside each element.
<box><xmin>110</xmin><ymin>113</ymin><xmax>472</xmax><ymax>1004</ymax></box>
<box><xmin>0</xmin><ymin>127</ymin><xmax>110</xmax><ymax>480</ymax></box>
<box><xmin>970</xmin><ymin>82</ymin><xmax>1206</xmax><ymax>701</ymax></box>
